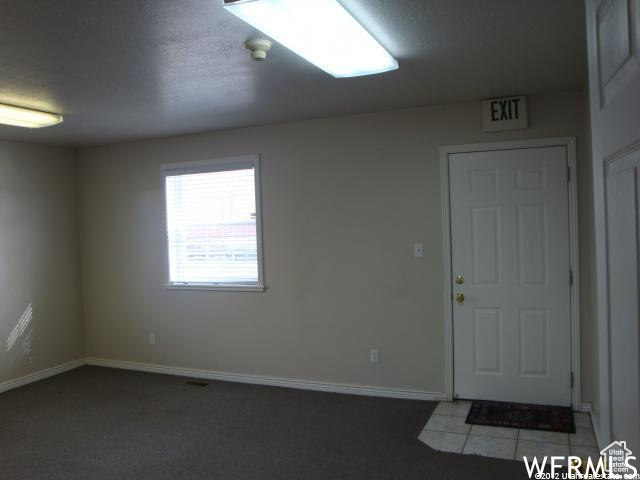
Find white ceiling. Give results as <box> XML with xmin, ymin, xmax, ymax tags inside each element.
<box><xmin>0</xmin><ymin>0</ymin><xmax>586</xmax><ymax>147</ymax></box>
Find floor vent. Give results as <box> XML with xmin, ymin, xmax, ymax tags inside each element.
<box><xmin>185</xmin><ymin>381</ymin><xmax>208</xmax><ymax>387</ymax></box>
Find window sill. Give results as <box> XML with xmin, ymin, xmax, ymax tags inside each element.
<box><xmin>164</xmin><ymin>283</ymin><xmax>265</xmax><ymax>292</ymax></box>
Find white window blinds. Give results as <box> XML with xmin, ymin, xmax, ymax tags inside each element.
<box><xmin>164</xmin><ymin>158</ymin><xmax>262</xmax><ymax>287</ymax></box>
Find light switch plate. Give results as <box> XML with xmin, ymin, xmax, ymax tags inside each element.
<box><xmin>414</xmin><ymin>243</ymin><xmax>424</xmax><ymax>258</ymax></box>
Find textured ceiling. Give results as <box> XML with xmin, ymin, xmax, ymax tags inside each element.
<box><xmin>0</xmin><ymin>0</ymin><xmax>586</xmax><ymax>147</ymax></box>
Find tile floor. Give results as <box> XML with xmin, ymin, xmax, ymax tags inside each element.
<box><xmin>419</xmin><ymin>401</ymin><xmax>599</xmax><ymax>462</ymax></box>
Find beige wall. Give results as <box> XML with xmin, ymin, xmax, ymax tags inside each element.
<box><xmin>0</xmin><ymin>141</ymin><xmax>83</xmax><ymax>384</ymax></box>
<box><xmin>77</xmin><ymin>90</ymin><xmax>596</xmax><ymax>398</ymax></box>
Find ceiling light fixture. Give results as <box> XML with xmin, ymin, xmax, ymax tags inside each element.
<box><xmin>0</xmin><ymin>103</ymin><xmax>63</xmax><ymax>128</ymax></box>
<box><xmin>223</xmin><ymin>0</ymin><xmax>398</xmax><ymax>78</ymax></box>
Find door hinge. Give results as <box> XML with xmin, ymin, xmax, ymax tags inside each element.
<box><xmin>571</xmin><ymin>371</ymin><xmax>574</xmax><ymax>388</ymax></box>
<box><xmin>569</xmin><ymin>269</ymin><xmax>573</xmax><ymax>286</ymax></box>
<box><xmin>567</xmin><ymin>165</ymin><xmax>571</xmax><ymax>183</ymax></box>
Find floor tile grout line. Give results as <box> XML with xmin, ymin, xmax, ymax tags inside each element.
<box><xmin>467</xmin><ymin>433</ymin><xmax>518</xmax><ymax>440</ymax></box>
<box><xmin>425</xmin><ymin>427</ymin><xmax>469</xmax><ymax>434</ymax></box>
<box><xmin>460</xmin><ymin>430</ymin><xmax>471</xmax><ymax>454</ymax></box>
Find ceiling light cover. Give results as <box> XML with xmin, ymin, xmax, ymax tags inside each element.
<box><xmin>223</xmin><ymin>0</ymin><xmax>398</xmax><ymax>78</ymax></box>
<box><xmin>0</xmin><ymin>104</ymin><xmax>63</xmax><ymax>128</ymax></box>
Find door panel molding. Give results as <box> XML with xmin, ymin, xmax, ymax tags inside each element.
<box><xmin>596</xmin><ymin>0</ymin><xmax>640</xmax><ymax>106</ymax></box>
<box><xmin>439</xmin><ymin>137</ymin><xmax>581</xmax><ymax>409</ymax></box>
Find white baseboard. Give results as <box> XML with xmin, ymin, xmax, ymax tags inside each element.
<box><xmin>0</xmin><ymin>359</ymin><xmax>85</xmax><ymax>394</ymax></box>
<box><xmin>580</xmin><ymin>402</ymin><xmax>604</xmax><ymax>450</ymax></box>
<box><xmin>0</xmin><ymin>357</ymin><xmax>594</xmax><ymax>413</ymax></box>
<box><xmin>85</xmin><ymin>357</ymin><xmax>446</xmax><ymax>401</ymax></box>
<box><xmin>579</xmin><ymin>401</ymin><xmax>592</xmax><ymax>413</ymax></box>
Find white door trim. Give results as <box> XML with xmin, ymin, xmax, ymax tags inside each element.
<box><xmin>600</xmin><ymin>139</ymin><xmax>640</xmax><ymax>447</ymax></box>
<box><xmin>439</xmin><ymin>137</ymin><xmax>581</xmax><ymax>409</ymax></box>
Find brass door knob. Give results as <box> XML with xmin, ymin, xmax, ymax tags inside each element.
<box><xmin>455</xmin><ymin>293</ymin><xmax>464</xmax><ymax>303</ymax></box>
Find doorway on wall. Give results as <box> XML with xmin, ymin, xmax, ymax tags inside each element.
<box><xmin>440</xmin><ymin>138</ymin><xmax>580</xmax><ymax>409</ymax></box>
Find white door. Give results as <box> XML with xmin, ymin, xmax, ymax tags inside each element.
<box><xmin>586</xmin><ymin>0</ymin><xmax>640</xmax><ymax>452</ymax></box>
<box><xmin>450</xmin><ymin>146</ymin><xmax>572</xmax><ymax>406</ymax></box>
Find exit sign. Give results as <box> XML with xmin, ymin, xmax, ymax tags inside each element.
<box><xmin>482</xmin><ymin>96</ymin><xmax>527</xmax><ymax>132</ymax></box>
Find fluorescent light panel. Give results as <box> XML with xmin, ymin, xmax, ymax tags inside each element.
<box><xmin>224</xmin><ymin>0</ymin><xmax>398</xmax><ymax>78</ymax></box>
<box><xmin>0</xmin><ymin>104</ymin><xmax>63</xmax><ymax>128</ymax></box>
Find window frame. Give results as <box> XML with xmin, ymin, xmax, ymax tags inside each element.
<box><xmin>161</xmin><ymin>154</ymin><xmax>265</xmax><ymax>292</ymax></box>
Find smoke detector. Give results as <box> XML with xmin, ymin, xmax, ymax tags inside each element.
<box><xmin>245</xmin><ymin>38</ymin><xmax>272</xmax><ymax>61</ymax></box>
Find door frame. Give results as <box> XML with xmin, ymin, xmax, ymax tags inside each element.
<box><xmin>439</xmin><ymin>137</ymin><xmax>581</xmax><ymax>410</ymax></box>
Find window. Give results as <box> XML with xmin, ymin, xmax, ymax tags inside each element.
<box><xmin>162</xmin><ymin>155</ymin><xmax>263</xmax><ymax>290</ymax></box>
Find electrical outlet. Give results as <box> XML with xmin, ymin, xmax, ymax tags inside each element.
<box><xmin>369</xmin><ymin>349</ymin><xmax>380</xmax><ymax>364</ymax></box>
<box><xmin>149</xmin><ymin>333</ymin><xmax>156</xmax><ymax>345</ymax></box>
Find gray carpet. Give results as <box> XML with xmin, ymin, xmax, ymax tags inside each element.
<box><xmin>0</xmin><ymin>366</ymin><xmax>527</xmax><ymax>479</ymax></box>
